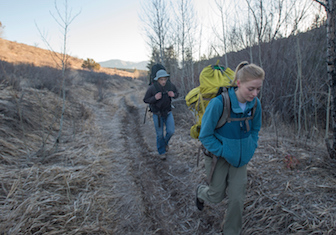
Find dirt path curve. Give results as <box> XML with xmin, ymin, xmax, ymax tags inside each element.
<box><xmin>84</xmin><ymin>79</ymin><xmax>217</xmax><ymax>234</ymax></box>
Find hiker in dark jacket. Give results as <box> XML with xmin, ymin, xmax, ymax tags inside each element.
<box><xmin>143</xmin><ymin>69</ymin><xmax>179</xmax><ymax>159</ymax></box>
<box><xmin>195</xmin><ymin>61</ymin><xmax>265</xmax><ymax>235</ymax></box>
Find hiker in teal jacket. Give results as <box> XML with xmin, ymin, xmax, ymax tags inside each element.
<box><xmin>196</xmin><ymin>61</ymin><xmax>265</xmax><ymax>235</ymax></box>
<box><xmin>199</xmin><ymin>87</ymin><xmax>262</xmax><ymax>167</ymax></box>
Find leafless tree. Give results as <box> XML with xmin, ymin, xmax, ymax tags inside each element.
<box><xmin>236</xmin><ymin>9</ymin><xmax>256</xmax><ymax>63</ymax></box>
<box><xmin>36</xmin><ymin>0</ymin><xmax>80</xmax><ymax>153</ymax></box>
<box><xmin>212</xmin><ymin>0</ymin><xmax>236</xmax><ymax>68</ymax></box>
<box><xmin>140</xmin><ymin>0</ymin><xmax>171</xmax><ymax>66</ymax></box>
<box><xmin>294</xmin><ymin>36</ymin><xmax>303</xmax><ymax>135</ymax></box>
<box><xmin>287</xmin><ymin>0</ymin><xmax>315</xmax><ymax>137</ymax></box>
<box><xmin>173</xmin><ymin>0</ymin><xmax>197</xmax><ymax>93</ymax></box>
<box><xmin>0</xmin><ymin>21</ymin><xmax>4</xmax><ymax>37</ymax></box>
<box><xmin>314</xmin><ymin>0</ymin><xmax>336</xmax><ymax>159</ymax></box>
<box><xmin>245</xmin><ymin>0</ymin><xmax>266</xmax><ymax>67</ymax></box>
<box><xmin>244</xmin><ymin>0</ymin><xmax>312</xmax><ymax>66</ymax></box>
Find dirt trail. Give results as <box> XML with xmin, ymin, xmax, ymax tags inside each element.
<box><xmin>85</xmin><ymin>80</ymin><xmax>211</xmax><ymax>234</ymax></box>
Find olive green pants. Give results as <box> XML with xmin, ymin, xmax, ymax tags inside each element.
<box><xmin>197</xmin><ymin>156</ymin><xmax>247</xmax><ymax>235</ymax></box>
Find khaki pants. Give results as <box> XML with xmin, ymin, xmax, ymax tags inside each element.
<box><xmin>197</xmin><ymin>156</ymin><xmax>247</xmax><ymax>235</ymax></box>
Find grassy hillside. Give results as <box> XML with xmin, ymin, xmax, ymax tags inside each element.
<box><xmin>0</xmin><ymin>38</ymin><xmax>147</xmax><ymax>78</ymax></box>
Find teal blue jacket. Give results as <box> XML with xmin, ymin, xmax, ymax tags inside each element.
<box><xmin>199</xmin><ymin>87</ymin><xmax>262</xmax><ymax>168</ymax></box>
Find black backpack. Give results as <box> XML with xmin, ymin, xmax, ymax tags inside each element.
<box><xmin>149</xmin><ymin>63</ymin><xmax>172</xmax><ymax>91</ymax></box>
<box><xmin>149</xmin><ymin>63</ymin><xmax>166</xmax><ymax>85</ymax></box>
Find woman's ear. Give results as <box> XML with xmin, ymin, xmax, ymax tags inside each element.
<box><xmin>236</xmin><ymin>80</ymin><xmax>241</xmax><ymax>87</ymax></box>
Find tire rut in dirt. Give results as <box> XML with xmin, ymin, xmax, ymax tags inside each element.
<box><xmin>121</xmin><ymin>95</ymin><xmax>196</xmax><ymax>234</ymax></box>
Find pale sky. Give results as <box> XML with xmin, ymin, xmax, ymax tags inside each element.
<box><xmin>0</xmin><ymin>0</ymin><xmax>214</xmax><ymax>63</ymax></box>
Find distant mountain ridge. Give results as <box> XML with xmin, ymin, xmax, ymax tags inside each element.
<box><xmin>99</xmin><ymin>59</ymin><xmax>148</xmax><ymax>71</ymax></box>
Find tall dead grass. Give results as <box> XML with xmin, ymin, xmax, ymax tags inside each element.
<box><xmin>0</xmin><ymin>80</ymin><xmax>121</xmax><ymax>233</ymax></box>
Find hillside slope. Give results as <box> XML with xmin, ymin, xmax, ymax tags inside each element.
<box><xmin>0</xmin><ymin>38</ymin><xmax>146</xmax><ymax>78</ymax></box>
<box><xmin>0</xmin><ymin>38</ymin><xmax>83</xmax><ymax>69</ymax></box>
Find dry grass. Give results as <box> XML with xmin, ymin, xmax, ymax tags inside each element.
<box><xmin>0</xmin><ymin>138</ymin><xmax>114</xmax><ymax>234</ymax></box>
<box><xmin>242</xmin><ymin>130</ymin><xmax>336</xmax><ymax>234</ymax></box>
<box><xmin>0</xmin><ymin>38</ymin><xmax>335</xmax><ymax>234</ymax></box>
<box><xmin>0</xmin><ymin>80</ymin><xmax>118</xmax><ymax>234</ymax></box>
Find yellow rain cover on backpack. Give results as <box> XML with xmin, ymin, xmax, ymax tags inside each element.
<box><xmin>185</xmin><ymin>61</ymin><xmax>235</xmax><ymax>139</ymax></box>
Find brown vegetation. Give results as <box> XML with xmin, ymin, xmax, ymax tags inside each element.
<box><xmin>0</xmin><ymin>39</ymin><xmax>335</xmax><ymax>234</ymax></box>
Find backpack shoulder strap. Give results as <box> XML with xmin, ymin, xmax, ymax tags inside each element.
<box><xmin>215</xmin><ymin>90</ymin><xmax>258</xmax><ymax>130</ymax></box>
<box><xmin>250</xmin><ymin>99</ymin><xmax>257</xmax><ymax>118</ymax></box>
<box><xmin>251</xmin><ymin>100</ymin><xmax>258</xmax><ymax>118</ymax></box>
<box><xmin>215</xmin><ymin>88</ymin><xmax>231</xmax><ymax>129</ymax></box>
<box><xmin>227</xmin><ymin>99</ymin><xmax>258</xmax><ymax>132</ymax></box>
<box><xmin>153</xmin><ymin>81</ymin><xmax>161</xmax><ymax>93</ymax></box>
<box><xmin>243</xmin><ymin>100</ymin><xmax>257</xmax><ymax>132</ymax></box>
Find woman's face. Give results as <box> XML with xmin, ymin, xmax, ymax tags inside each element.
<box><xmin>158</xmin><ymin>77</ymin><xmax>168</xmax><ymax>86</ymax></box>
<box><xmin>236</xmin><ymin>78</ymin><xmax>263</xmax><ymax>102</ymax></box>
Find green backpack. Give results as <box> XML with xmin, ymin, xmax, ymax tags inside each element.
<box><xmin>185</xmin><ymin>61</ymin><xmax>257</xmax><ymax>139</ymax></box>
